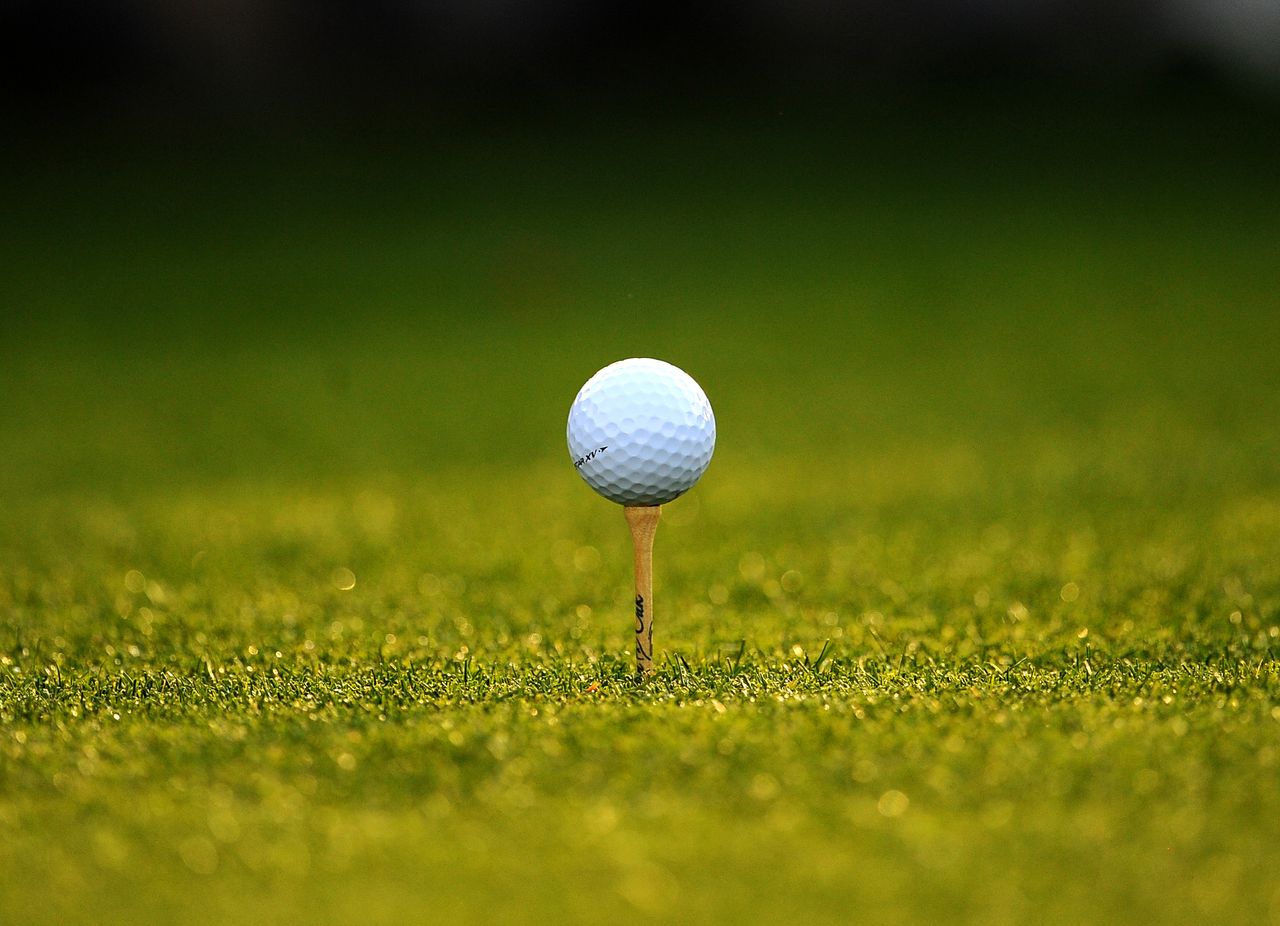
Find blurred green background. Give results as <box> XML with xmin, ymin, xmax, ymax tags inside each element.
<box><xmin>3</xmin><ymin>4</ymin><xmax>1280</xmax><ymax>922</ymax></box>
<box><xmin>7</xmin><ymin>95</ymin><xmax>1278</xmax><ymax>501</ymax></box>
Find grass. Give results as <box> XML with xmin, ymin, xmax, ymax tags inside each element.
<box><xmin>2</xmin><ymin>96</ymin><xmax>1280</xmax><ymax>924</ymax></box>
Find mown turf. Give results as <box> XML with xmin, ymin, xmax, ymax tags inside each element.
<box><xmin>2</xmin><ymin>98</ymin><xmax>1279</xmax><ymax>924</ymax></box>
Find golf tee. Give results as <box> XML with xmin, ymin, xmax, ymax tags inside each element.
<box><xmin>625</xmin><ymin>505</ymin><xmax>661</xmax><ymax>678</ymax></box>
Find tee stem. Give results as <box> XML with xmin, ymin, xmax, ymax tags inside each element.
<box><xmin>625</xmin><ymin>505</ymin><xmax>661</xmax><ymax>678</ymax></box>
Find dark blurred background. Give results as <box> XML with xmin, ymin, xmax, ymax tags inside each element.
<box><xmin>3</xmin><ymin>1</ymin><xmax>1278</xmax><ymax>499</ymax></box>
<box><xmin>4</xmin><ymin>0</ymin><xmax>1279</xmax><ymax>130</ymax></box>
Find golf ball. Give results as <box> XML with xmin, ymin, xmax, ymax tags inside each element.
<box><xmin>567</xmin><ymin>358</ymin><xmax>716</xmax><ymax>506</ymax></box>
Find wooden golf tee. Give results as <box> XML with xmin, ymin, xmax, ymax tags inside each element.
<box><xmin>625</xmin><ymin>505</ymin><xmax>661</xmax><ymax>678</ymax></box>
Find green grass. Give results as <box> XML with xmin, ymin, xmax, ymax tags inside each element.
<box><xmin>2</xmin><ymin>98</ymin><xmax>1280</xmax><ymax>924</ymax></box>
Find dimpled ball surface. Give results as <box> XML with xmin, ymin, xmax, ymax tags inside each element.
<box><xmin>567</xmin><ymin>358</ymin><xmax>716</xmax><ymax>506</ymax></box>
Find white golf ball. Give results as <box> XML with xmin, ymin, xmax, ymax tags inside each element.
<box><xmin>567</xmin><ymin>358</ymin><xmax>716</xmax><ymax>506</ymax></box>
